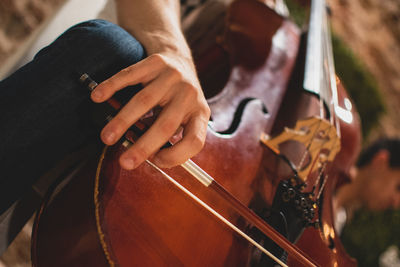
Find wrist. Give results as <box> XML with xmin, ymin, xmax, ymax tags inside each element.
<box><xmin>141</xmin><ymin>30</ymin><xmax>192</xmax><ymax>59</ymax></box>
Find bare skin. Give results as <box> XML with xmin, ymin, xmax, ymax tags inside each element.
<box><xmin>334</xmin><ymin>149</ymin><xmax>400</xmax><ymax>221</ymax></box>
<box><xmin>91</xmin><ymin>0</ymin><xmax>210</xmax><ymax>170</ymax></box>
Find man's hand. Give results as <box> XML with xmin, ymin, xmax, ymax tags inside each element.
<box><xmin>92</xmin><ymin>0</ymin><xmax>210</xmax><ymax>170</ymax></box>
<box><xmin>91</xmin><ymin>51</ymin><xmax>210</xmax><ymax>170</ymax></box>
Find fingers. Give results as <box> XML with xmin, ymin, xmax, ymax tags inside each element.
<box><xmin>117</xmin><ymin>85</ymin><xmax>210</xmax><ymax>169</ymax></box>
<box><xmin>152</xmin><ymin>114</ymin><xmax>209</xmax><ymax>168</ymax></box>
<box><xmin>90</xmin><ymin>54</ymin><xmax>163</xmax><ymax>102</ymax></box>
<box><xmin>90</xmin><ymin>52</ymin><xmax>211</xmax><ymax>170</ymax></box>
<box><xmin>119</xmin><ymin>102</ymin><xmax>185</xmax><ymax>169</ymax></box>
<box><xmin>99</xmin><ymin>70</ymin><xmax>174</xmax><ymax>145</ymax></box>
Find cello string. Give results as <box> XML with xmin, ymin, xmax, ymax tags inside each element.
<box><xmin>145</xmin><ymin>159</ymin><xmax>289</xmax><ymax>267</ymax></box>
<box><xmin>297</xmin><ymin>119</ymin><xmax>322</xmax><ymax>173</ymax></box>
<box><xmin>297</xmin><ymin>118</ymin><xmax>330</xmax><ymax>192</ymax></box>
<box><xmin>308</xmin><ymin>123</ymin><xmax>333</xmax><ymax>189</ymax></box>
<box><xmin>316</xmin><ymin>135</ymin><xmax>340</xmax><ymax>200</ymax></box>
<box><xmin>312</xmin><ymin>5</ymin><xmax>343</xmax><ymax>197</ymax></box>
<box><xmin>311</xmin><ymin>161</ymin><xmax>326</xmax><ymax>194</ymax></box>
<box><xmin>309</xmin><ymin>128</ymin><xmax>335</xmax><ymax>196</ymax></box>
<box><xmin>300</xmin><ymin>0</ymin><xmax>332</xmax><ymax>185</ymax></box>
<box><xmin>305</xmin><ymin>0</ymin><xmax>343</xmax><ymax>195</ymax></box>
<box><xmin>316</xmin><ymin>0</ymin><xmax>342</xmax><ymax>185</ymax></box>
<box><xmin>323</xmin><ymin>4</ymin><xmax>341</xmax><ymax>138</ymax></box>
<box><xmin>303</xmin><ymin>0</ymin><xmax>328</xmax><ymax>184</ymax></box>
<box><xmin>316</xmin><ymin>173</ymin><xmax>329</xmax><ymax>201</ymax></box>
<box><xmin>311</xmin><ymin>132</ymin><xmax>340</xmax><ymax>199</ymax></box>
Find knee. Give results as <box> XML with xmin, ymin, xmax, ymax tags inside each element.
<box><xmin>36</xmin><ymin>19</ymin><xmax>146</xmax><ymax>67</ymax></box>
<box><xmin>67</xmin><ymin>19</ymin><xmax>144</xmax><ymax>59</ymax></box>
<box><xmin>63</xmin><ymin>19</ymin><xmax>130</xmax><ymax>47</ymax></box>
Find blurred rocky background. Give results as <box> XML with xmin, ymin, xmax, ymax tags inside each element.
<box><xmin>0</xmin><ymin>0</ymin><xmax>44</xmax><ymax>61</ymax></box>
<box><xmin>0</xmin><ymin>0</ymin><xmax>65</xmax><ymax>69</ymax></box>
<box><xmin>329</xmin><ymin>0</ymin><xmax>400</xmax><ymax>142</ymax></box>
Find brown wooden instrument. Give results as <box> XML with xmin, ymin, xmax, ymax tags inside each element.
<box><xmin>31</xmin><ymin>0</ymin><xmax>361</xmax><ymax>266</ymax></box>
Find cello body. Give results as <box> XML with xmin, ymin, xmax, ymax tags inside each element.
<box><xmin>32</xmin><ymin>1</ymin><xmax>301</xmax><ymax>266</ymax></box>
<box><xmin>32</xmin><ymin>0</ymin><xmax>361</xmax><ymax>266</ymax></box>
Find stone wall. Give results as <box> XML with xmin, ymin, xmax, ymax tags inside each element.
<box><xmin>328</xmin><ymin>0</ymin><xmax>400</xmax><ymax>140</ymax></box>
<box><xmin>0</xmin><ymin>0</ymin><xmax>66</xmax><ymax>64</ymax></box>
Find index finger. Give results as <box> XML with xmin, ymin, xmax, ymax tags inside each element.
<box><xmin>91</xmin><ymin>56</ymin><xmax>161</xmax><ymax>102</ymax></box>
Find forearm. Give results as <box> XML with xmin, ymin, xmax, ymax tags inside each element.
<box><xmin>115</xmin><ymin>0</ymin><xmax>191</xmax><ymax>58</ymax></box>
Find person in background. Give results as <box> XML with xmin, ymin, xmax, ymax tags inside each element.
<box><xmin>334</xmin><ymin>138</ymin><xmax>400</xmax><ymax>234</ymax></box>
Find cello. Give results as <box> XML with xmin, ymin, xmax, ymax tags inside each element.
<box><xmin>277</xmin><ymin>0</ymin><xmax>361</xmax><ymax>265</ymax></box>
<box><xmin>31</xmin><ymin>0</ymin><xmax>360</xmax><ymax>266</ymax></box>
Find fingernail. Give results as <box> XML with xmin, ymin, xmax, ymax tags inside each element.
<box><xmin>92</xmin><ymin>90</ymin><xmax>103</xmax><ymax>101</ymax></box>
<box><xmin>103</xmin><ymin>130</ymin><xmax>115</xmax><ymax>143</ymax></box>
<box><xmin>121</xmin><ymin>158</ymin><xmax>135</xmax><ymax>170</ymax></box>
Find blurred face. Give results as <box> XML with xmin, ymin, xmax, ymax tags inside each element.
<box><xmin>358</xmin><ymin>151</ymin><xmax>400</xmax><ymax>211</ymax></box>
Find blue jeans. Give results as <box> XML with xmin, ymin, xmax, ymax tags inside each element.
<box><xmin>0</xmin><ymin>20</ymin><xmax>146</xmax><ymax>214</ymax></box>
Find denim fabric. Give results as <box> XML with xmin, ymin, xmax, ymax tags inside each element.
<box><xmin>0</xmin><ymin>19</ymin><xmax>146</xmax><ymax>213</ymax></box>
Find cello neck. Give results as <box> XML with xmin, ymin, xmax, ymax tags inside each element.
<box><xmin>303</xmin><ymin>0</ymin><xmax>340</xmax><ymax>134</ymax></box>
